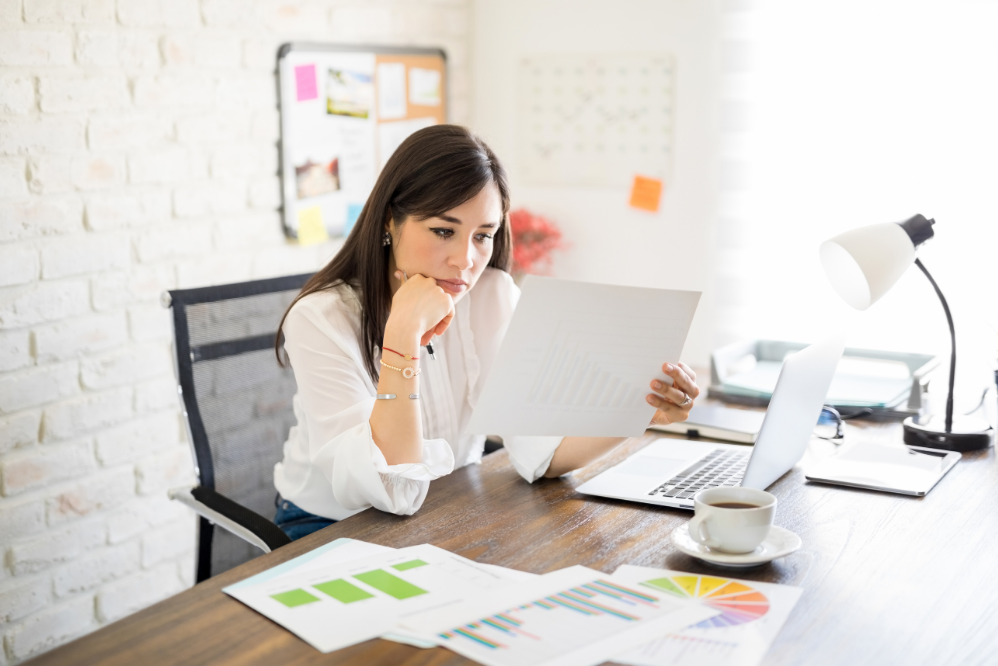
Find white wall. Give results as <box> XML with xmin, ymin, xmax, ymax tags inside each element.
<box><xmin>470</xmin><ymin>0</ymin><xmax>722</xmax><ymax>365</ymax></box>
<box><xmin>716</xmin><ymin>0</ymin><xmax>998</xmax><ymax>408</ymax></box>
<box><xmin>0</xmin><ymin>2</ymin><xmax>471</xmax><ymax>662</ymax></box>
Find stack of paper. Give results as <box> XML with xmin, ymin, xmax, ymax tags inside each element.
<box><xmin>224</xmin><ymin>540</ymin><xmax>802</xmax><ymax>666</ymax></box>
<box><xmin>722</xmin><ymin>358</ymin><xmax>912</xmax><ymax>408</ymax></box>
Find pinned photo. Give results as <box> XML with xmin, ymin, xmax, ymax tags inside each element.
<box><xmin>295</xmin><ymin>158</ymin><xmax>340</xmax><ymax>199</ymax></box>
<box><xmin>327</xmin><ymin>68</ymin><xmax>374</xmax><ymax>118</ymax></box>
<box><xmin>409</xmin><ymin>67</ymin><xmax>441</xmax><ymax>106</ymax></box>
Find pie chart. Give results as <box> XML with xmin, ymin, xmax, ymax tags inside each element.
<box><xmin>640</xmin><ymin>574</ymin><xmax>770</xmax><ymax>629</ymax></box>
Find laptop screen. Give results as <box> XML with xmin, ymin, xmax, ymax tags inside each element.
<box><xmin>740</xmin><ymin>335</ymin><xmax>845</xmax><ymax>490</ymax></box>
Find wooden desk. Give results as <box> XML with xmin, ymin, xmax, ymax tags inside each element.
<box><xmin>30</xmin><ymin>423</ymin><xmax>998</xmax><ymax>666</ymax></box>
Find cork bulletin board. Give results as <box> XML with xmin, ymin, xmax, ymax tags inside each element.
<box><xmin>277</xmin><ymin>43</ymin><xmax>448</xmax><ymax>244</ymax></box>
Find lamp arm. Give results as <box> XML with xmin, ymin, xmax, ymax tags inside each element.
<box><xmin>913</xmin><ymin>258</ymin><xmax>955</xmax><ymax>432</ymax></box>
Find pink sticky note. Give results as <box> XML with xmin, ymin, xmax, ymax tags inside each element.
<box><xmin>295</xmin><ymin>64</ymin><xmax>317</xmax><ymax>102</ymax></box>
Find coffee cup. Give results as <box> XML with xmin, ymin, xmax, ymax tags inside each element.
<box><xmin>687</xmin><ymin>487</ymin><xmax>776</xmax><ymax>554</ymax></box>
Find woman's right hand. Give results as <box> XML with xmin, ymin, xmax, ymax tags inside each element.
<box><xmin>387</xmin><ymin>271</ymin><xmax>455</xmax><ymax>346</ymax></box>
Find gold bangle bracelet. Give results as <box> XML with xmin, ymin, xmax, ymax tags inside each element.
<box><xmin>380</xmin><ymin>358</ymin><xmax>420</xmax><ymax>379</ymax></box>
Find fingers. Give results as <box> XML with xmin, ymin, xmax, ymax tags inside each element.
<box><xmin>433</xmin><ymin>309</ymin><xmax>454</xmax><ymax>338</ymax></box>
<box><xmin>420</xmin><ymin>308</ymin><xmax>452</xmax><ymax>346</ymax></box>
<box><xmin>677</xmin><ymin>361</ymin><xmax>696</xmax><ymax>383</ymax></box>
<box><xmin>646</xmin><ymin>388</ymin><xmax>693</xmax><ymax>413</ymax></box>
<box><xmin>660</xmin><ymin>362</ymin><xmax>700</xmax><ymax>400</ymax></box>
<box><xmin>647</xmin><ymin>400</ymin><xmax>692</xmax><ymax>426</ymax></box>
<box><xmin>650</xmin><ymin>408</ymin><xmax>676</xmax><ymax>426</ymax></box>
<box><xmin>395</xmin><ymin>270</ymin><xmax>423</xmax><ymax>284</ymax></box>
<box><xmin>649</xmin><ymin>378</ymin><xmax>687</xmax><ymax>406</ymax></box>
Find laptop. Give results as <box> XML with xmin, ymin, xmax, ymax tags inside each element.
<box><xmin>576</xmin><ymin>335</ymin><xmax>845</xmax><ymax>510</ymax></box>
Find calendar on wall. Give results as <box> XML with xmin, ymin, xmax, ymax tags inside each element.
<box><xmin>517</xmin><ymin>53</ymin><xmax>675</xmax><ymax>188</ymax></box>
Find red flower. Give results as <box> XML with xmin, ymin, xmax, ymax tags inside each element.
<box><xmin>508</xmin><ymin>208</ymin><xmax>566</xmax><ymax>276</ymax></box>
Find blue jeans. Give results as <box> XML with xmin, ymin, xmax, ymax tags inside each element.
<box><xmin>274</xmin><ymin>494</ymin><xmax>336</xmax><ymax>541</ymax></box>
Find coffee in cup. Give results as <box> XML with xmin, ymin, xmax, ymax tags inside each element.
<box><xmin>687</xmin><ymin>487</ymin><xmax>776</xmax><ymax>554</ymax></box>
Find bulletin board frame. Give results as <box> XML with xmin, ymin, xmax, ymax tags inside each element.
<box><xmin>276</xmin><ymin>43</ymin><xmax>448</xmax><ymax>244</ymax></box>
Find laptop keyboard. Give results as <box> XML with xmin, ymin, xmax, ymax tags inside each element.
<box><xmin>648</xmin><ymin>449</ymin><xmax>750</xmax><ymax>500</ymax></box>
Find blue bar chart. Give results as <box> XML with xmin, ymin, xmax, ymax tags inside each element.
<box><xmin>423</xmin><ymin>569</ymin><xmax>715</xmax><ymax>666</ymax></box>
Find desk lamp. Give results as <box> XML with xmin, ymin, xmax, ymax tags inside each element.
<box><xmin>819</xmin><ymin>214</ymin><xmax>993</xmax><ymax>451</ymax></box>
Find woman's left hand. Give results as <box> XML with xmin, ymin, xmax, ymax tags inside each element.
<box><xmin>647</xmin><ymin>362</ymin><xmax>699</xmax><ymax>426</ymax></box>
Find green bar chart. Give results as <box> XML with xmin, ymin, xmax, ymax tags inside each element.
<box><xmin>354</xmin><ymin>569</ymin><xmax>428</xmax><ymax>600</ymax></box>
<box><xmin>271</xmin><ymin>589</ymin><xmax>320</xmax><ymax>608</ymax></box>
<box><xmin>229</xmin><ymin>544</ymin><xmax>534</xmax><ymax>654</ymax></box>
<box><xmin>314</xmin><ymin>579</ymin><xmax>375</xmax><ymax>604</ymax></box>
<box><xmin>392</xmin><ymin>559</ymin><xmax>429</xmax><ymax>572</ymax></box>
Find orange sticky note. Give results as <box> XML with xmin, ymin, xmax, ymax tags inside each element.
<box><xmin>628</xmin><ymin>175</ymin><xmax>663</xmax><ymax>212</ymax></box>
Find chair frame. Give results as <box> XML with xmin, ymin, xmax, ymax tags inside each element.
<box><xmin>163</xmin><ymin>273</ymin><xmax>312</xmax><ymax>582</ymax></box>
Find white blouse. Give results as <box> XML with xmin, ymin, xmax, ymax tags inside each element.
<box><xmin>273</xmin><ymin>267</ymin><xmax>564</xmax><ymax>521</ymax></box>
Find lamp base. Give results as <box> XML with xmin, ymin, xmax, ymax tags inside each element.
<box><xmin>902</xmin><ymin>415</ymin><xmax>993</xmax><ymax>452</ymax></box>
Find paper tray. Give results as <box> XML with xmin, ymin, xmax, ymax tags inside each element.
<box><xmin>708</xmin><ymin>340</ymin><xmax>939</xmax><ymax>420</ymax></box>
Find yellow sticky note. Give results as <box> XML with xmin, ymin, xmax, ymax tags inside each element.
<box><xmin>628</xmin><ymin>175</ymin><xmax>663</xmax><ymax>212</ymax></box>
<box><xmin>297</xmin><ymin>206</ymin><xmax>328</xmax><ymax>246</ymax></box>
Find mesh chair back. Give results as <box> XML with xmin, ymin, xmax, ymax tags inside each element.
<box><xmin>168</xmin><ymin>274</ymin><xmax>311</xmax><ymax>579</ymax></box>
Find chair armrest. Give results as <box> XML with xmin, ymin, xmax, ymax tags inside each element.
<box><xmin>484</xmin><ymin>436</ymin><xmax>504</xmax><ymax>455</ymax></box>
<box><xmin>168</xmin><ymin>485</ymin><xmax>291</xmax><ymax>553</ymax></box>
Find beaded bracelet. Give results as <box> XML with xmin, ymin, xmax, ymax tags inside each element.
<box><xmin>380</xmin><ymin>358</ymin><xmax>420</xmax><ymax>379</ymax></box>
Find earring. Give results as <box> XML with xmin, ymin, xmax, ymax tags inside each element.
<box><xmin>382</xmin><ymin>231</ymin><xmax>391</xmax><ymax>247</ymax></box>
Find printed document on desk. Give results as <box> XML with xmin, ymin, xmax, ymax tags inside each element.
<box><xmin>467</xmin><ymin>276</ymin><xmax>701</xmax><ymax>437</ymax></box>
<box><xmin>400</xmin><ymin>565</ymin><xmax>718</xmax><ymax>666</ymax></box>
<box><xmin>224</xmin><ymin>544</ymin><xmax>526</xmax><ymax>653</ymax></box>
<box><xmin>612</xmin><ymin>565</ymin><xmax>803</xmax><ymax>666</ymax></box>
<box><xmin>224</xmin><ymin>538</ymin><xmax>394</xmax><ymax>591</ymax></box>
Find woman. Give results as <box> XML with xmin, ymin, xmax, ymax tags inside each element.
<box><xmin>273</xmin><ymin>125</ymin><xmax>699</xmax><ymax>540</ymax></box>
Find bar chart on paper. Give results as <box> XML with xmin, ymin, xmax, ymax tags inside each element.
<box><xmin>525</xmin><ymin>321</ymin><xmax>665</xmax><ymax>412</ymax></box>
<box><xmin>424</xmin><ymin>568</ymin><xmax>717</xmax><ymax>666</ymax></box>
<box><xmin>270</xmin><ymin>562</ymin><xmax>430</xmax><ymax>608</ymax></box>
<box><xmin>439</xmin><ymin>579</ymin><xmax>657</xmax><ymax>652</ymax></box>
<box><xmin>225</xmin><ymin>545</ymin><xmax>521</xmax><ymax>654</ymax></box>
<box><xmin>613</xmin><ymin>567</ymin><xmax>803</xmax><ymax>666</ymax></box>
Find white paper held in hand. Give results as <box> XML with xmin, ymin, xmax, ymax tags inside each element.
<box><xmin>467</xmin><ymin>276</ymin><xmax>701</xmax><ymax>437</ymax></box>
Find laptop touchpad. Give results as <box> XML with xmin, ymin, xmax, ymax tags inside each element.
<box><xmin>612</xmin><ymin>456</ymin><xmax>687</xmax><ymax>478</ymax></box>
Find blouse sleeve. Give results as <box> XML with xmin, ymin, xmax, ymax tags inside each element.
<box><xmin>283</xmin><ymin>299</ymin><xmax>454</xmax><ymax>516</ymax></box>
<box><xmin>502</xmin><ymin>435</ymin><xmax>564</xmax><ymax>482</ymax></box>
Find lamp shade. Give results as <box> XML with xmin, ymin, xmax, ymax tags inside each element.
<box><xmin>819</xmin><ymin>222</ymin><xmax>916</xmax><ymax>310</ymax></box>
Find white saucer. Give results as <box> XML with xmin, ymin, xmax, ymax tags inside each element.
<box><xmin>671</xmin><ymin>524</ymin><xmax>802</xmax><ymax>569</ymax></box>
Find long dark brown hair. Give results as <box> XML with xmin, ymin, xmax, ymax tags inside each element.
<box><xmin>275</xmin><ymin>124</ymin><xmax>512</xmax><ymax>382</ymax></box>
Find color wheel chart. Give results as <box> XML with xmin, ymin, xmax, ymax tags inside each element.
<box><xmin>614</xmin><ymin>567</ymin><xmax>802</xmax><ymax>666</ymax></box>
<box><xmin>640</xmin><ymin>575</ymin><xmax>770</xmax><ymax>629</ymax></box>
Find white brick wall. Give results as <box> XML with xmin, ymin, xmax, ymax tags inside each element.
<box><xmin>0</xmin><ymin>1</ymin><xmax>472</xmax><ymax>662</ymax></box>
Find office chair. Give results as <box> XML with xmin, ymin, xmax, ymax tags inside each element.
<box><xmin>163</xmin><ymin>273</ymin><xmax>312</xmax><ymax>582</ymax></box>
